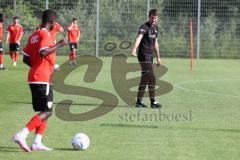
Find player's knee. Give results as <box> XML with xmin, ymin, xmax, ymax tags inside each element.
<box><xmin>139</xmin><ymin>84</ymin><xmax>147</xmax><ymax>91</ymax></box>
<box><xmin>39</xmin><ymin>111</ymin><xmax>53</xmax><ymax>120</ymax></box>
<box><xmin>149</xmin><ymin>74</ymin><xmax>156</xmax><ymax>85</ymax></box>
<box><xmin>152</xmin><ymin>75</ymin><xmax>156</xmax><ymax>82</ymax></box>
<box><xmin>46</xmin><ymin>111</ymin><xmax>53</xmax><ymax>118</ymax></box>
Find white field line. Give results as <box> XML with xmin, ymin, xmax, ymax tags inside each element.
<box><xmin>174</xmin><ymin>79</ymin><xmax>240</xmax><ymax>98</ymax></box>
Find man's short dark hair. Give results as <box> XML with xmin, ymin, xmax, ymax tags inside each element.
<box><xmin>42</xmin><ymin>9</ymin><xmax>57</xmax><ymax>24</ymax></box>
<box><xmin>148</xmin><ymin>9</ymin><xmax>159</xmax><ymax>17</ymax></box>
<box><xmin>0</xmin><ymin>13</ymin><xmax>4</xmax><ymax>22</ymax></box>
<box><xmin>13</xmin><ymin>16</ymin><xmax>19</xmax><ymax>20</ymax></box>
<box><xmin>72</xmin><ymin>18</ymin><xmax>77</xmax><ymax>21</ymax></box>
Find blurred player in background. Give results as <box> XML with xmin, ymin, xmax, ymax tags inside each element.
<box><xmin>50</xmin><ymin>22</ymin><xmax>64</xmax><ymax>43</ymax></box>
<box><xmin>0</xmin><ymin>13</ymin><xmax>5</xmax><ymax>69</ymax></box>
<box><xmin>68</xmin><ymin>18</ymin><xmax>80</xmax><ymax>66</ymax></box>
<box><xmin>36</xmin><ymin>22</ymin><xmax>64</xmax><ymax>42</ymax></box>
<box><xmin>12</xmin><ymin>9</ymin><xmax>68</xmax><ymax>152</ymax></box>
<box><xmin>6</xmin><ymin>16</ymin><xmax>24</xmax><ymax>66</ymax></box>
<box><xmin>131</xmin><ymin>9</ymin><xmax>162</xmax><ymax>108</ymax></box>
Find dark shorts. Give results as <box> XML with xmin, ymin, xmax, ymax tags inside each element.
<box><xmin>138</xmin><ymin>52</ymin><xmax>153</xmax><ymax>63</ymax></box>
<box><xmin>29</xmin><ymin>84</ymin><xmax>53</xmax><ymax>112</ymax></box>
<box><xmin>69</xmin><ymin>42</ymin><xmax>77</xmax><ymax>51</ymax></box>
<box><xmin>10</xmin><ymin>43</ymin><xmax>20</xmax><ymax>51</ymax></box>
<box><xmin>0</xmin><ymin>42</ymin><xmax>2</xmax><ymax>53</ymax></box>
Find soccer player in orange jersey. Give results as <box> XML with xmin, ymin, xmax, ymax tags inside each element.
<box><xmin>68</xmin><ymin>18</ymin><xmax>80</xmax><ymax>65</ymax></box>
<box><xmin>0</xmin><ymin>13</ymin><xmax>5</xmax><ymax>69</ymax></box>
<box><xmin>37</xmin><ymin>22</ymin><xmax>64</xmax><ymax>42</ymax></box>
<box><xmin>12</xmin><ymin>9</ymin><xmax>68</xmax><ymax>152</ymax></box>
<box><xmin>6</xmin><ymin>17</ymin><xmax>24</xmax><ymax>66</ymax></box>
<box><xmin>50</xmin><ymin>22</ymin><xmax>64</xmax><ymax>43</ymax></box>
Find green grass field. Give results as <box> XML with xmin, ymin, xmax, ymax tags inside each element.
<box><xmin>0</xmin><ymin>55</ymin><xmax>240</xmax><ymax>160</ymax></box>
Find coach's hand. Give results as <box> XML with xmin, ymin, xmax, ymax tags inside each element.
<box><xmin>157</xmin><ymin>58</ymin><xmax>161</xmax><ymax>67</ymax></box>
<box><xmin>130</xmin><ymin>48</ymin><xmax>137</xmax><ymax>57</ymax></box>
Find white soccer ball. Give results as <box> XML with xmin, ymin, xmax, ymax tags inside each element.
<box><xmin>54</xmin><ymin>64</ymin><xmax>60</xmax><ymax>71</ymax></box>
<box><xmin>72</xmin><ymin>133</ymin><xmax>90</xmax><ymax>150</ymax></box>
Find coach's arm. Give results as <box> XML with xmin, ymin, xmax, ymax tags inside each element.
<box><xmin>131</xmin><ymin>34</ymin><xmax>143</xmax><ymax>56</ymax></box>
<box><xmin>154</xmin><ymin>40</ymin><xmax>161</xmax><ymax>66</ymax></box>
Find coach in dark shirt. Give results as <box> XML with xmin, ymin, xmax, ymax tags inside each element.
<box><xmin>131</xmin><ymin>9</ymin><xmax>161</xmax><ymax>108</ymax></box>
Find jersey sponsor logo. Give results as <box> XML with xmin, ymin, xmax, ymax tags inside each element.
<box><xmin>149</xmin><ymin>34</ymin><xmax>156</xmax><ymax>38</ymax></box>
<box><xmin>140</xmin><ymin>28</ymin><xmax>145</xmax><ymax>33</ymax></box>
<box><xmin>31</xmin><ymin>35</ymin><xmax>39</xmax><ymax>43</ymax></box>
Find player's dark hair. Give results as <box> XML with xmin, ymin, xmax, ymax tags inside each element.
<box><xmin>0</xmin><ymin>13</ymin><xmax>4</xmax><ymax>22</ymax></box>
<box><xmin>42</xmin><ymin>9</ymin><xmax>57</xmax><ymax>25</ymax></box>
<box><xmin>72</xmin><ymin>18</ymin><xmax>77</xmax><ymax>21</ymax></box>
<box><xmin>148</xmin><ymin>9</ymin><xmax>158</xmax><ymax>17</ymax></box>
<box><xmin>13</xmin><ymin>16</ymin><xmax>19</xmax><ymax>20</ymax></box>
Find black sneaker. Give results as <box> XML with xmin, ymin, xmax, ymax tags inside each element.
<box><xmin>72</xmin><ymin>60</ymin><xmax>78</xmax><ymax>66</ymax></box>
<box><xmin>151</xmin><ymin>101</ymin><xmax>162</xmax><ymax>108</ymax></box>
<box><xmin>135</xmin><ymin>102</ymin><xmax>148</xmax><ymax>108</ymax></box>
<box><xmin>0</xmin><ymin>66</ymin><xmax>6</xmax><ymax>70</ymax></box>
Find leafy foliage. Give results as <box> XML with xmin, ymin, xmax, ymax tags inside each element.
<box><xmin>0</xmin><ymin>0</ymin><xmax>239</xmax><ymax>58</ymax></box>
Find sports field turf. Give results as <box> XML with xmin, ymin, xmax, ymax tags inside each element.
<box><xmin>0</xmin><ymin>55</ymin><xmax>239</xmax><ymax>160</ymax></box>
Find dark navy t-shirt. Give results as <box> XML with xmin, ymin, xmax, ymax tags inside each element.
<box><xmin>138</xmin><ymin>22</ymin><xmax>158</xmax><ymax>56</ymax></box>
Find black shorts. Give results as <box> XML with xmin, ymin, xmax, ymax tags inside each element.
<box><xmin>0</xmin><ymin>42</ymin><xmax>2</xmax><ymax>53</ymax></box>
<box><xmin>29</xmin><ymin>84</ymin><xmax>53</xmax><ymax>112</ymax></box>
<box><xmin>138</xmin><ymin>52</ymin><xmax>153</xmax><ymax>63</ymax></box>
<box><xmin>10</xmin><ymin>43</ymin><xmax>20</xmax><ymax>51</ymax></box>
<box><xmin>69</xmin><ymin>42</ymin><xmax>77</xmax><ymax>51</ymax></box>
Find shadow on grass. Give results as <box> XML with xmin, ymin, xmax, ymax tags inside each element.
<box><xmin>53</xmin><ymin>148</ymin><xmax>81</xmax><ymax>151</ymax></box>
<box><xmin>100</xmin><ymin>123</ymin><xmax>240</xmax><ymax>133</ymax></box>
<box><xmin>100</xmin><ymin>123</ymin><xmax>158</xmax><ymax>129</ymax></box>
<box><xmin>0</xmin><ymin>146</ymin><xmax>21</xmax><ymax>153</ymax></box>
<box><xmin>0</xmin><ymin>146</ymin><xmax>83</xmax><ymax>152</ymax></box>
<box><xmin>12</xmin><ymin>101</ymin><xmax>132</xmax><ymax>108</ymax></box>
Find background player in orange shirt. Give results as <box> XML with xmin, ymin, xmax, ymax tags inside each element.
<box><xmin>36</xmin><ymin>22</ymin><xmax>64</xmax><ymax>42</ymax></box>
<box><xmin>68</xmin><ymin>18</ymin><xmax>80</xmax><ymax>66</ymax></box>
<box><xmin>0</xmin><ymin>13</ymin><xmax>5</xmax><ymax>69</ymax></box>
<box><xmin>12</xmin><ymin>10</ymin><xmax>68</xmax><ymax>152</ymax></box>
<box><xmin>50</xmin><ymin>22</ymin><xmax>64</xmax><ymax>43</ymax></box>
<box><xmin>6</xmin><ymin>16</ymin><xmax>24</xmax><ymax>66</ymax></box>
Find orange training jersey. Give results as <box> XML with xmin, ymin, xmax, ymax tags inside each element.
<box><xmin>7</xmin><ymin>23</ymin><xmax>24</xmax><ymax>43</ymax></box>
<box><xmin>49</xmin><ymin>22</ymin><xmax>64</xmax><ymax>41</ymax></box>
<box><xmin>0</xmin><ymin>22</ymin><xmax>3</xmax><ymax>41</ymax></box>
<box><xmin>22</xmin><ymin>28</ymin><xmax>56</xmax><ymax>84</ymax></box>
<box><xmin>68</xmin><ymin>24</ymin><xmax>80</xmax><ymax>43</ymax></box>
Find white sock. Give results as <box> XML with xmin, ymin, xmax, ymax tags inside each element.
<box><xmin>33</xmin><ymin>134</ymin><xmax>42</xmax><ymax>144</ymax></box>
<box><xmin>19</xmin><ymin>127</ymin><xmax>30</xmax><ymax>139</ymax></box>
<box><xmin>0</xmin><ymin>64</ymin><xmax>3</xmax><ymax>68</ymax></box>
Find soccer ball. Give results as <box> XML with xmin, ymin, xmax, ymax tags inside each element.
<box><xmin>72</xmin><ymin>133</ymin><xmax>90</xmax><ymax>150</ymax></box>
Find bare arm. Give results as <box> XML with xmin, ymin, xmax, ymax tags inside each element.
<box><xmin>40</xmin><ymin>38</ymin><xmax>68</xmax><ymax>56</ymax></box>
<box><xmin>131</xmin><ymin>34</ymin><xmax>143</xmax><ymax>56</ymax></box>
<box><xmin>154</xmin><ymin>40</ymin><xmax>161</xmax><ymax>66</ymax></box>
<box><xmin>5</xmin><ymin>32</ymin><xmax>10</xmax><ymax>45</ymax></box>
<box><xmin>77</xmin><ymin>30</ymin><xmax>80</xmax><ymax>42</ymax></box>
<box><xmin>16</xmin><ymin>32</ymin><xmax>23</xmax><ymax>44</ymax></box>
